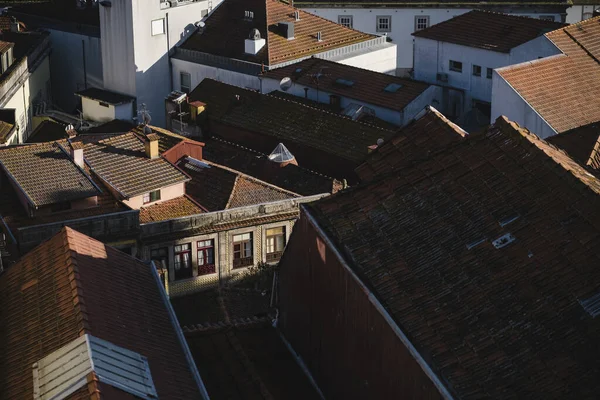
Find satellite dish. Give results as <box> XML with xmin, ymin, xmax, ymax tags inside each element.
<box><xmin>376</xmin><ymin>138</ymin><xmax>384</xmax><ymax>146</ymax></box>
<box><xmin>280</xmin><ymin>77</ymin><xmax>292</xmax><ymax>92</ymax></box>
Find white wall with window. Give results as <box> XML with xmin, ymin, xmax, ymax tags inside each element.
<box><xmin>300</xmin><ymin>7</ymin><xmax>565</xmax><ymax>75</ymax></box>
<box><xmin>566</xmin><ymin>5</ymin><xmax>598</xmax><ymax>23</ymax></box>
<box><xmin>123</xmin><ymin>182</ymin><xmax>185</xmax><ymax>210</ymax></box>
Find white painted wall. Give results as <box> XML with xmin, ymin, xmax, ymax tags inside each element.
<box><xmin>81</xmin><ymin>97</ymin><xmax>115</xmax><ymax>122</ymax></box>
<box><xmin>172</xmin><ymin>58</ymin><xmax>261</xmax><ymax>93</ymax></box>
<box><xmin>509</xmin><ymin>35</ymin><xmax>561</xmax><ymax>64</ymax></box>
<box><xmin>327</xmin><ymin>42</ymin><xmax>397</xmax><ymax>74</ymax></box>
<box><xmin>491</xmin><ymin>71</ymin><xmax>556</xmax><ymax>138</ymax></box>
<box><xmin>302</xmin><ymin>7</ymin><xmax>565</xmax><ymax>72</ymax></box>
<box><xmin>101</xmin><ymin>0</ymin><xmax>221</xmax><ymax>127</ymax></box>
<box><xmin>46</xmin><ymin>29</ymin><xmax>102</xmax><ymax>112</ymax></box>
<box><xmin>566</xmin><ymin>5</ymin><xmax>599</xmax><ymax>23</ymax></box>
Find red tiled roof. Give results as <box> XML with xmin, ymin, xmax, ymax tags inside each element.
<box><xmin>0</xmin><ymin>227</ymin><xmax>205</xmax><ymax>400</ymax></box>
<box><xmin>412</xmin><ymin>10</ymin><xmax>565</xmax><ymax>52</ymax></box>
<box><xmin>179</xmin><ymin>0</ymin><xmax>376</xmax><ymax>65</ymax></box>
<box><xmin>262</xmin><ymin>57</ymin><xmax>430</xmax><ymax>112</ymax></box>
<box><xmin>139</xmin><ymin>195</ymin><xmax>206</xmax><ymax>223</ymax></box>
<box><xmin>308</xmin><ymin>115</ymin><xmax>600</xmax><ymax>398</ymax></box>
<box><xmin>296</xmin><ymin>0</ymin><xmax>567</xmax><ymax>4</ymax></box>
<box><xmin>498</xmin><ymin>16</ymin><xmax>600</xmax><ymax>134</ymax></box>
<box><xmin>179</xmin><ymin>157</ymin><xmax>298</xmax><ymax>211</ymax></box>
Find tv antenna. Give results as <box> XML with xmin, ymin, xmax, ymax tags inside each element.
<box><xmin>279</xmin><ymin>77</ymin><xmax>292</xmax><ymax>92</ymax></box>
<box><xmin>138</xmin><ymin>103</ymin><xmax>152</xmax><ymax>134</ymax></box>
<box><xmin>307</xmin><ymin>67</ymin><xmax>330</xmax><ymax>103</ymax></box>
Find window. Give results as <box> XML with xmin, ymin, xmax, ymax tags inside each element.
<box><xmin>539</xmin><ymin>15</ymin><xmax>555</xmax><ymax>21</ymax></box>
<box><xmin>151</xmin><ymin>18</ymin><xmax>165</xmax><ymax>36</ymax></box>
<box><xmin>338</xmin><ymin>15</ymin><xmax>353</xmax><ymax>28</ymax></box>
<box><xmin>180</xmin><ymin>72</ymin><xmax>191</xmax><ymax>94</ymax></box>
<box><xmin>143</xmin><ymin>190</ymin><xmax>161</xmax><ymax>204</ymax></box>
<box><xmin>583</xmin><ymin>12</ymin><xmax>593</xmax><ymax>20</ymax></box>
<box><xmin>99</xmin><ymin>101</ymin><xmax>109</xmax><ymax>108</ymax></box>
<box><xmin>384</xmin><ymin>83</ymin><xmax>403</xmax><ymax>93</ymax></box>
<box><xmin>449</xmin><ymin>60</ymin><xmax>462</xmax><ymax>73</ymax></box>
<box><xmin>174</xmin><ymin>243</ymin><xmax>192</xmax><ymax>280</ymax></box>
<box><xmin>266</xmin><ymin>227</ymin><xmax>286</xmax><ymax>263</ymax></box>
<box><xmin>150</xmin><ymin>247</ymin><xmax>168</xmax><ymax>269</ymax></box>
<box><xmin>414</xmin><ymin>15</ymin><xmax>430</xmax><ymax>31</ymax></box>
<box><xmin>197</xmin><ymin>240</ymin><xmax>215</xmax><ymax>275</ymax></box>
<box><xmin>232</xmin><ymin>233</ymin><xmax>253</xmax><ymax>269</ymax></box>
<box><xmin>486</xmin><ymin>67</ymin><xmax>493</xmax><ymax>79</ymax></box>
<box><xmin>334</xmin><ymin>78</ymin><xmax>355</xmax><ymax>87</ymax></box>
<box><xmin>472</xmin><ymin>65</ymin><xmax>481</xmax><ymax>77</ymax></box>
<box><xmin>376</xmin><ymin>16</ymin><xmax>391</xmax><ymax>32</ymax></box>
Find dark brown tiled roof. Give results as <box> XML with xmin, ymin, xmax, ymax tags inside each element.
<box><xmin>130</xmin><ymin>125</ymin><xmax>186</xmax><ymax>154</ymax></box>
<box><xmin>202</xmin><ymin>137</ymin><xmax>339</xmax><ymax>196</ymax></box>
<box><xmin>179</xmin><ymin>157</ymin><xmax>298</xmax><ymax>211</ymax></box>
<box><xmin>26</xmin><ymin>119</ymin><xmax>67</xmax><ymax>143</ymax></box>
<box><xmin>264</xmin><ymin>58</ymin><xmax>431</xmax><ymax>112</ymax></box>
<box><xmin>412</xmin><ymin>10</ymin><xmax>565</xmax><ymax>52</ymax></box>
<box><xmin>190</xmin><ymin>79</ymin><xmax>395</xmax><ymax>163</ymax></box>
<box><xmin>498</xmin><ymin>17</ymin><xmax>600</xmax><ymax>134</ymax></box>
<box><xmin>356</xmin><ymin>106</ymin><xmax>468</xmax><ymax>181</ymax></box>
<box><xmin>179</xmin><ymin>0</ymin><xmax>375</xmax><ymax>65</ymax></box>
<box><xmin>309</xmin><ymin>116</ymin><xmax>600</xmax><ymax>399</ymax></box>
<box><xmin>296</xmin><ymin>0</ymin><xmax>568</xmax><ymax>4</ymax></box>
<box><xmin>0</xmin><ymin>120</ymin><xmax>15</xmax><ymax>144</ymax></box>
<box><xmin>81</xmin><ymin>132</ymin><xmax>189</xmax><ymax>199</ymax></box>
<box><xmin>0</xmin><ymin>16</ymin><xmax>26</xmax><ymax>32</ymax></box>
<box><xmin>0</xmin><ymin>227</ymin><xmax>205</xmax><ymax>400</ymax></box>
<box><xmin>547</xmin><ymin>122</ymin><xmax>600</xmax><ymax>170</ymax></box>
<box><xmin>0</xmin><ymin>141</ymin><xmax>101</xmax><ymax>207</ymax></box>
<box><xmin>139</xmin><ymin>195</ymin><xmax>205</xmax><ymax>223</ymax></box>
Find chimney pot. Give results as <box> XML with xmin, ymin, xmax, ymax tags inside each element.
<box><xmin>69</xmin><ymin>141</ymin><xmax>85</xmax><ymax>168</ymax></box>
<box><xmin>317</xmin><ymin>31</ymin><xmax>322</xmax><ymax>42</ymax></box>
<box><xmin>145</xmin><ymin>133</ymin><xmax>160</xmax><ymax>159</ymax></box>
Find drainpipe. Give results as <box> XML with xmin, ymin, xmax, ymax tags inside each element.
<box><xmin>82</xmin><ymin>39</ymin><xmax>87</xmax><ymax>89</ymax></box>
<box><xmin>166</xmin><ymin>12</ymin><xmax>173</xmax><ymax>93</ymax></box>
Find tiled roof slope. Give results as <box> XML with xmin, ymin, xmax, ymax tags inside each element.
<box><xmin>179</xmin><ymin>157</ymin><xmax>298</xmax><ymax>211</ymax></box>
<box><xmin>202</xmin><ymin>137</ymin><xmax>340</xmax><ymax>195</ymax></box>
<box><xmin>0</xmin><ymin>227</ymin><xmax>205</xmax><ymax>400</ymax></box>
<box><xmin>309</xmin><ymin>117</ymin><xmax>600</xmax><ymax>399</ymax></box>
<box><xmin>262</xmin><ymin>57</ymin><xmax>430</xmax><ymax>112</ymax></box>
<box><xmin>412</xmin><ymin>10</ymin><xmax>565</xmax><ymax>52</ymax></box>
<box><xmin>0</xmin><ymin>141</ymin><xmax>101</xmax><ymax>207</ymax></box>
<box><xmin>356</xmin><ymin>106</ymin><xmax>467</xmax><ymax>181</ymax></box>
<box><xmin>0</xmin><ymin>120</ymin><xmax>15</xmax><ymax>144</ymax></box>
<box><xmin>140</xmin><ymin>195</ymin><xmax>205</xmax><ymax>223</ymax></box>
<box><xmin>80</xmin><ymin>132</ymin><xmax>189</xmax><ymax>199</ymax></box>
<box><xmin>189</xmin><ymin>79</ymin><xmax>395</xmax><ymax>163</ymax></box>
<box><xmin>497</xmin><ymin>16</ymin><xmax>600</xmax><ymax>134</ymax></box>
<box><xmin>547</xmin><ymin>122</ymin><xmax>600</xmax><ymax>170</ymax></box>
<box><xmin>295</xmin><ymin>0</ymin><xmax>567</xmax><ymax>4</ymax></box>
<box><xmin>179</xmin><ymin>0</ymin><xmax>375</xmax><ymax>65</ymax></box>
<box><xmin>26</xmin><ymin>119</ymin><xmax>67</xmax><ymax>143</ymax></box>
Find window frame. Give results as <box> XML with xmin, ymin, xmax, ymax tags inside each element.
<box><xmin>180</xmin><ymin>72</ymin><xmax>191</xmax><ymax>94</ymax></box>
<box><xmin>376</xmin><ymin>15</ymin><xmax>392</xmax><ymax>33</ymax></box>
<box><xmin>539</xmin><ymin>15</ymin><xmax>555</xmax><ymax>21</ymax></box>
<box><xmin>143</xmin><ymin>190</ymin><xmax>161</xmax><ymax>205</ymax></box>
<box><xmin>151</xmin><ymin>18</ymin><xmax>165</xmax><ymax>36</ymax></box>
<box><xmin>266</xmin><ymin>226</ymin><xmax>286</xmax><ymax>263</ymax></box>
<box><xmin>486</xmin><ymin>67</ymin><xmax>493</xmax><ymax>79</ymax></box>
<box><xmin>449</xmin><ymin>60</ymin><xmax>463</xmax><ymax>73</ymax></box>
<box><xmin>150</xmin><ymin>247</ymin><xmax>169</xmax><ymax>270</ymax></box>
<box><xmin>472</xmin><ymin>64</ymin><xmax>482</xmax><ymax>77</ymax></box>
<box><xmin>232</xmin><ymin>232</ymin><xmax>253</xmax><ymax>269</ymax></box>
<box><xmin>197</xmin><ymin>239</ymin><xmax>216</xmax><ymax>276</ymax></box>
<box><xmin>414</xmin><ymin>15</ymin><xmax>430</xmax><ymax>32</ymax></box>
<box><xmin>338</xmin><ymin>15</ymin><xmax>353</xmax><ymax>29</ymax></box>
<box><xmin>173</xmin><ymin>243</ymin><xmax>192</xmax><ymax>280</ymax></box>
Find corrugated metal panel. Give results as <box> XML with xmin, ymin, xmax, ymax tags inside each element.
<box><xmin>32</xmin><ymin>334</ymin><xmax>158</xmax><ymax>400</ymax></box>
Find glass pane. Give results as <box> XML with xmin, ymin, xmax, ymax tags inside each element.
<box><xmin>183</xmin><ymin>252</ymin><xmax>190</xmax><ymax>268</ymax></box>
<box><xmin>181</xmin><ymin>73</ymin><xmax>191</xmax><ymax>87</ymax></box>
<box><xmin>243</xmin><ymin>242</ymin><xmax>252</xmax><ymax>258</ymax></box>
<box><xmin>267</xmin><ymin>237</ymin><xmax>275</xmax><ymax>254</ymax></box>
<box><xmin>266</xmin><ymin>227</ymin><xmax>284</xmax><ymax>236</ymax></box>
<box><xmin>207</xmin><ymin>248</ymin><xmax>214</xmax><ymax>264</ymax></box>
<box><xmin>276</xmin><ymin>235</ymin><xmax>285</xmax><ymax>251</ymax></box>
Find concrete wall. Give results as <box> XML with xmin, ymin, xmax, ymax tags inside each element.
<box><xmin>302</xmin><ymin>7</ymin><xmax>565</xmax><ymax>72</ymax></box>
<box><xmin>46</xmin><ymin>29</ymin><xmax>103</xmax><ymax>112</ymax></box>
<box><xmin>328</xmin><ymin>42</ymin><xmax>397</xmax><ymax>74</ymax></box>
<box><xmin>123</xmin><ymin>182</ymin><xmax>186</xmax><ymax>210</ymax></box>
<box><xmin>491</xmin><ymin>70</ymin><xmax>556</xmax><ymax>138</ymax></box>
<box><xmin>509</xmin><ymin>35</ymin><xmax>561</xmax><ymax>65</ymax></box>
<box><xmin>81</xmin><ymin>97</ymin><xmax>115</xmax><ymax>122</ymax></box>
<box><xmin>172</xmin><ymin>58</ymin><xmax>261</xmax><ymax>93</ymax></box>
<box><xmin>566</xmin><ymin>4</ymin><xmax>599</xmax><ymax>23</ymax></box>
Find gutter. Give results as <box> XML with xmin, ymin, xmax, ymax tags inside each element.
<box><xmin>149</xmin><ymin>261</ymin><xmax>211</xmax><ymax>400</ymax></box>
<box><xmin>302</xmin><ymin>204</ymin><xmax>455</xmax><ymax>400</ymax></box>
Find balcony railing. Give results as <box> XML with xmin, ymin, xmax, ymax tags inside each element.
<box><xmin>233</xmin><ymin>257</ymin><xmax>253</xmax><ymax>269</ymax></box>
<box><xmin>198</xmin><ymin>263</ymin><xmax>216</xmax><ymax>276</ymax></box>
<box><xmin>266</xmin><ymin>251</ymin><xmax>283</xmax><ymax>263</ymax></box>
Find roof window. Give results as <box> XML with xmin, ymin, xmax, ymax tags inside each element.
<box><xmin>491</xmin><ymin>233</ymin><xmax>516</xmax><ymax>249</ymax></box>
<box><xmin>334</xmin><ymin>78</ymin><xmax>355</xmax><ymax>87</ymax></box>
<box><xmin>384</xmin><ymin>83</ymin><xmax>403</xmax><ymax>92</ymax></box>
<box><xmin>580</xmin><ymin>290</ymin><xmax>600</xmax><ymax>318</ymax></box>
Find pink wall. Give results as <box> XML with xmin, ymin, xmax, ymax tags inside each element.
<box><xmin>123</xmin><ymin>182</ymin><xmax>186</xmax><ymax>210</ymax></box>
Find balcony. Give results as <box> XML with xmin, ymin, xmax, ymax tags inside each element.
<box><xmin>198</xmin><ymin>263</ymin><xmax>216</xmax><ymax>276</ymax></box>
<box><xmin>266</xmin><ymin>251</ymin><xmax>283</xmax><ymax>263</ymax></box>
<box><xmin>233</xmin><ymin>257</ymin><xmax>253</xmax><ymax>269</ymax></box>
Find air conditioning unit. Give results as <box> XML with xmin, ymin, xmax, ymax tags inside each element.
<box><xmin>437</xmin><ymin>73</ymin><xmax>448</xmax><ymax>83</ymax></box>
<box><xmin>160</xmin><ymin>1</ymin><xmax>171</xmax><ymax>9</ymax></box>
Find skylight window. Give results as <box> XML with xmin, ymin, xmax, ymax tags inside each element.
<box><xmin>334</xmin><ymin>78</ymin><xmax>355</xmax><ymax>88</ymax></box>
<box><xmin>384</xmin><ymin>83</ymin><xmax>403</xmax><ymax>93</ymax></box>
<box><xmin>580</xmin><ymin>291</ymin><xmax>600</xmax><ymax>318</ymax></box>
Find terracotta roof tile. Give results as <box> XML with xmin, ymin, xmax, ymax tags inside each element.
<box><xmin>296</xmin><ymin>0</ymin><xmax>567</xmax><ymax>4</ymax></box>
<box><xmin>498</xmin><ymin>16</ymin><xmax>600</xmax><ymax>133</ymax></box>
<box><xmin>308</xmin><ymin>115</ymin><xmax>600</xmax><ymax>399</ymax></box>
<box><xmin>0</xmin><ymin>141</ymin><xmax>101</xmax><ymax>207</ymax></box>
<box><xmin>0</xmin><ymin>227</ymin><xmax>205</xmax><ymax>400</ymax></box>
<box><xmin>179</xmin><ymin>0</ymin><xmax>376</xmax><ymax>65</ymax></box>
<box><xmin>139</xmin><ymin>195</ymin><xmax>205</xmax><ymax>223</ymax></box>
<box><xmin>81</xmin><ymin>132</ymin><xmax>189</xmax><ymax>199</ymax></box>
<box><xmin>189</xmin><ymin>79</ymin><xmax>395</xmax><ymax>164</ymax></box>
<box><xmin>413</xmin><ymin>10</ymin><xmax>565</xmax><ymax>52</ymax></box>
<box><xmin>179</xmin><ymin>157</ymin><xmax>298</xmax><ymax>211</ymax></box>
<box><xmin>262</xmin><ymin>57</ymin><xmax>430</xmax><ymax>112</ymax></box>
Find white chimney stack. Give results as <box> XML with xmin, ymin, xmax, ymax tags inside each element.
<box><xmin>245</xmin><ymin>29</ymin><xmax>265</xmax><ymax>55</ymax></box>
<box><xmin>70</xmin><ymin>141</ymin><xmax>85</xmax><ymax>168</ymax></box>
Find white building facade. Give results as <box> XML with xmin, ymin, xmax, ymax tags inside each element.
<box><xmin>566</xmin><ymin>3</ymin><xmax>599</xmax><ymax>23</ymax></box>
<box><xmin>297</xmin><ymin>4</ymin><xmax>568</xmax><ymax>75</ymax></box>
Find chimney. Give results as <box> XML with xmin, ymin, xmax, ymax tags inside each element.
<box><xmin>278</xmin><ymin>22</ymin><xmax>295</xmax><ymax>40</ymax></box>
<box><xmin>294</xmin><ymin>11</ymin><xmax>300</xmax><ymax>21</ymax></box>
<box><xmin>70</xmin><ymin>141</ymin><xmax>85</xmax><ymax>168</ymax></box>
<box><xmin>245</xmin><ymin>29</ymin><xmax>266</xmax><ymax>55</ymax></box>
<box><xmin>10</xmin><ymin>17</ymin><xmax>20</xmax><ymax>33</ymax></box>
<box><xmin>145</xmin><ymin>133</ymin><xmax>160</xmax><ymax>159</ymax></box>
<box><xmin>65</xmin><ymin>124</ymin><xmax>77</xmax><ymax>139</ymax></box>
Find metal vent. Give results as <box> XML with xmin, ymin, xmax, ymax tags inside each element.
<box><xmin>491</xmin><ymin>233</ymin><xmax>516</xmax><ymax>249</ymax></box>
<box><xmin>498</xmin><ymin>214</ymin><xmax>520</xmax><ymax>227</ymax></box>
<box><xmin>580</xmin><ymin>291</ymin><xmax>600</xmax><ymax>318</ymax></box>
<box><xmin>33</xmin><ymin>334</ymin><xmax>157</xmax><ymax>400</ymax></box>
